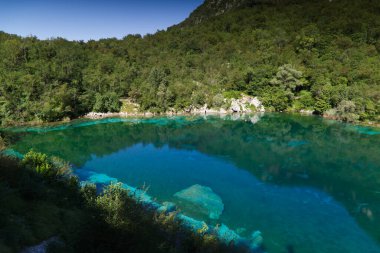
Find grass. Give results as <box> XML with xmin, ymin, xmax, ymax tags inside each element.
<box><xmin>120</xmin><ymin>99</ymin><xmax>139</xmax><ymax>113</ymax></box>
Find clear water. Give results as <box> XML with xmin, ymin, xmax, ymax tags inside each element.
<box><xmin>3</xmin><ymin>114</ymin><xmax>380</xmax><ymax>253</ymax></box>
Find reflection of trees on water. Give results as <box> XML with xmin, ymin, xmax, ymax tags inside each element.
<box><xmin>8</xmin><ymin>113</ymin><xmax>380</xmax><ymax>244</ymax></box>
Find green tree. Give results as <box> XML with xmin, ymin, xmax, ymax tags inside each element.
<box><xmin>270</xmin><ymin>64</ymin><xmax>307</xmax><ymax>98</ymax></box>
<box><xmin>93</xmin><ymin>92</ymin><xmax>121</xmax><ymax>112</ymax></box>
<box><xmin>336</xmin><ymin>100</ymin><xmax>360</xmax><ymax>122</ymax></box>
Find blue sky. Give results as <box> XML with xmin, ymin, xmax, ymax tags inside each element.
<box><xmin>0</xmin><ymin>0</ymin><xmax>203</xmax><ymax>41</ymax></box>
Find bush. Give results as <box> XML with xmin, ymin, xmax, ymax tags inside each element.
<box><xmin>314</xmin><ymin>99</ymin><xmax>331</xmax><ymax>115</ymax></box>
<box><xmin>95</xmin><ymin>183</ymin><xmax>131</xmax><ymax>229</ymax></box>
<box><xmin>223</xmin><ymin>90</ymin><xmax>242</xmax><ymax>99</ymax></box>
<box><xmin>0</xmin><ymin>137</ymin><xmax>5</xmax><ymax>151</ymax></box>
<box><xmin>93</xmin><ymin>92</ymin><xmax>121</xmax><ymax>113</ymax></box>
<box><xmin>22</xmin><ymin>150</ymin><xmax>53</xmax><ymax>175</ymax></box>
<box><xmin>261</xmin><ymin>87</ymin><xmax>290</xmax><ymax>112</ymax></box>
<box><xmin>270</xmin><ymin>64</ymin><xmax>306</xmax><ymax>96</ymax></box>
<box><xmin>212</xmin><ymin>94</ymin><xmax>225</xmax><ymax>108</ymax></box>
<box><xmin>298</xmin><ymin>91</ymin><xmax>315</xmax><ymax>109</ymax></box>
<box><xmin>336</xmin><ymin>100</ymin><xmax>360</xmax><ymax>122</ymax></box>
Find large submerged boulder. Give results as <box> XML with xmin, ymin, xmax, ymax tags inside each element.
<box><xmin>174</xmin><ymin>184</ymin><xmax>224</xmax><ymax>220</ymax></box>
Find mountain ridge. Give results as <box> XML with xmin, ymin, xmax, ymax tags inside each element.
<box><xmin>181</xmin><ymin>0</ymin><xmax>292</xmax><ymax>26</ymax></box>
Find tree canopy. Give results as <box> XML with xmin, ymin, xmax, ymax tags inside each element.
<box><xmin>0</xmin><ymin>0</ymin><xmax>379</xmax><ymax>124</ymax></box>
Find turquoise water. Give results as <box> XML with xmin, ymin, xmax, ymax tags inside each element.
<box><xmin>3</xmin><ymin>114</ymin><xmax>380</xmax><ymax>253</ymax></box>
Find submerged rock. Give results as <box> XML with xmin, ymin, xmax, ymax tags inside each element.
<box><xmin>88</xmin><ymin>173</ymin><xmax>118</xmax><ymax>184</ymax></box>
<box><xmin>215</xmin><ymin>224</ymin><xmax>240</xmax><ymax>242</ymax></box>
<box><xmin>21</xmin><ymin>237</ymin><xmax>62</xmax><ymax>253</ymax></box>
<box><xmin>77</xmin><ymin>171</ymin><xmax>263</xmax><ymax>251</ymax></box>
<box><xmin>236</xmin><ymin>227</ymin><xmax>247</xmax><ymax>235</ymax></box>
<box><xmin>287</xmin><ymin>140</ymin><xmax>308</xmax><ymax>147</ymax></box>
<box><xmin>178</xmin><ymin>214</ymin><xmax>206</xmax><ymax>231</ymax></box>
<box><xmin>250</xmin><ymin>231</ymin><xmax>264</xmax><ymax>248</ymax></box>
<box><xmin>174</xmin><ymin>184</ymin><xmax>224</xmax><ymax>220</ymax></box>
<box><xmin>157</xmin><ymin>201</ymin><xmax>177</xmax><ymax>214</ymax></box>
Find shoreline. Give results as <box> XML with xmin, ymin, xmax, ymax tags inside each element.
<box><xmin>65</xmin><ymin>111</ymin><xmax>380</xmax><ymax>129</ymax></box>
<box><xmin>1</xmin><ymin>110</ymin><xmax>380</xmax><ymax>130</ymax></box>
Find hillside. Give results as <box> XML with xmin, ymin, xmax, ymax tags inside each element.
<box><xmin>181</xmin><ymin>0</ymin><xmax>282</xmax><ymax>26</ymax></box>
<box><xmin>0</xmin><ymin>0</ymin><xmax>380</xmax><ymax>125</ymax></box>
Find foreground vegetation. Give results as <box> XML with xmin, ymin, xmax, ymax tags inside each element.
<box><xmin>0</xmin><ymin>0</ymin><xmax>379</xmax><ymax>125</ymax></box>
<box><xmin>0</xmin><ymin>149</ymin><xmax>249</xmax><ymax>253</ymax></box>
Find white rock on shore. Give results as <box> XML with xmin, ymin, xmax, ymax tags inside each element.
<box><xmin>183</xmin><ymin>95</ymin><xmax>265</xmax><ymax>115</ymax></box>
<box><xmin>230</xmin><ymin>95</ymin><xmax>265</xmax><ymax>113</ymax></box>
<box><xmin>84</xmin><ymin>111</ymin><xmax>154</xmax><ymax>119</ymax></box>
<box><xmin>84</xmin><ymin>95</ymin><xmax>265</xmax><ymax>119</ymax></box>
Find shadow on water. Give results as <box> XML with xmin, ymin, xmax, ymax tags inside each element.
<box><xmin>3</xmin><ymin>113</ymin><xmax>380</xmax><ymax>252</ymax></box>
<box><xmin>286</xmin><ymin>245</ymin><xmax>295</xmax><ymax>253</ymax></box>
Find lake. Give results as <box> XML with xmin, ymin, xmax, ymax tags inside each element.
<box><xmin>3</xmin><ymin>113</ymin><xmax>380</xmax><ymax>253</ymax></box>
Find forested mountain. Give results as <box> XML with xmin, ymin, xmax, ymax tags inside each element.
<box><xmin>181</xmin><ymin>0</ymin><xmax>282</xmax><ymax>26</ymax></box>
<box><xmin>1</xmin><ymin>0</ymin><xmax>380</xmax><ymax>125</ymax></box>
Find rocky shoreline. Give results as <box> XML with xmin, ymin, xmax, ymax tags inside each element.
<box><xmin>84</xmin><ymin>95</ymin><xmax>266</xmax><ymax>119</ymax></box>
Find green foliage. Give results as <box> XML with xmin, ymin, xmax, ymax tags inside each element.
<box><xmin>223</xmin><ymin>90</ymin><xmax>241</xmax><ymax>99</ymax></box>
<box><xmin>261</xmin><ymin>86</ymin><xmax>290</xmax><ymax>112</ymax></box>
<box><xmin>0</xmin><ymin>136</ymin><xmax>5</xmax><ymax>151</ymax></box>
<box><xmin>22</xmin><ymin>150</ymin><xmax>52</xmax><ymax>175</ymax></box>
<box><xmin>293</xmin><ymin>90</ymin><xmax>315</xmax><ymax>111</ymax></box>
<box><xmin>270</xmin><ymin>64</ymin><xmax>306</xmax><ymax>98</ymax></box>
<box><xmin>314</xmin><ymin>99</ymin><xmax>331</xmax><ymax>115</ymax></box>
<box><xmin>212</xmin><ymin>94</ymin><xmax>225</xmax><ymax>108</ymax></box>
<box><xmin>0</xmin><ymin>154</ymin><xmax>84</xmax><ymax>253</ymax></box>
<box><xmin>95</xmin><ymin>183</ymin><xmax>131</xmax><ymax>229</ymax></box>
<box><xmin>22</xmin><ymin>150</ymin><xmax>72</xmax><ymax>178</ymax></box>
<box><xmin>93</xmin><ymin>92</ymin><xmax>121</xmax><ymax>112</ymax></box>
<box><xmin>336</xmin><ymin>100</ymin><xmax>360</xmax><ymax>122</ymax></box>
<box><xmin>80</xmin><ymin>183</ymin><xmax>97</xmax><ymax>203</ymax></box>
<box><xmin>0</xmin><ymin>154</ymin><xmax>246</xmax><ymax>253</ymax></box>
<box><xmin>0</xmin><ymin>0</ymin><xmax>380</xmax><ymax>124</ymax></box>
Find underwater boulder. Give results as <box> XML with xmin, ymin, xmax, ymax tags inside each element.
<box><xmin>87</xmin><ymin>172</ymin><xmax>118</xmax><ymax>184</ymax></box>
<box><xmin>250</xmin><ymin>231</ymin><xmax>263</xmax><ymax>248</ymax></box>
<box><xmin>236</xmin><ymin>227</ymin><xmax>247</xmax><ymax>235</ymax></box>
<box><xmin>215</xmin><ymin>224</ymin><xmax>240</xmax><ymax>243</ymax></box>
<box><xmin>177</xmin><ymin>214</ymin><xmax>207</xmax><ymax>231</ymax></box>
<box><xmin>174</xmin><ymin>184</ymin><xmax>224</xmax><ymax>220</ymax></box>
<box><xmin>157</xmin><ymin>201</ymin><xmax>177</xmax><ymax>214</ymax></box>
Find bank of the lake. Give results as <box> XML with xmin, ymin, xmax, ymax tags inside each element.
<box><xmin>0</xmin><ymin>153</ymin><xmax>248</xmax><ymax>253</ymax></box>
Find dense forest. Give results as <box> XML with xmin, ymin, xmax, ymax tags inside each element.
<box><xmin>1</xmin><ymin>0</ymin><xmax>380</xmax><ymax>125</ymax></box>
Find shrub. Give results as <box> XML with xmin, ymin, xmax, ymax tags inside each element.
<box><xmin>297</xmin><ymin>91</ymin><xmax>315</xmax><ymax>109</ymax></box>
<box><xmin>223</xmin><ymin>90</ymin><xmax>242</xmax><ymax>99</ymax></box>
<box><xmin>22</xmin><ymin>150</ymin><xmax>52</xmax><ymax>175</ymax></box>
<box><xmin>261</xmin><ymin>86</ymin><xmax>290</xmax><ymax>112</ymax></box>
<box><xmin>336</xmin><ymin>100</ymin><xmax>360</xmax><ymax>122</ymax></box>
<box><xmin>0</xmin><ymin>137</ymin><xmax>5</xmax><ymax>151</ymax></box>
<box><xmin>93</xmin><ymin>92</ymin><xmax>121</xmax><ymax>113</ymax></box>
<box><xmin>212</xmin><ymin>94</ymin><xmax>225</xmax><ymax>108</ymax></box>
<box><xmin>80</xmin><ymin>183</ymin><xmax>97</xmax><ymax>204</ymax></box>
<box><xmin>95</xmin><ymin>183</ymin><xmax>131</xmax><ymax>229</ymax></box>
<box><xmin>314</xmin><ymin>99</ymin><xmax>331</xmax><ymax>114</ymax></box>
<box><xmin>270</xmin><ymin>64</ymin><xmax>306</xmax><ymax>96</ymax></box>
